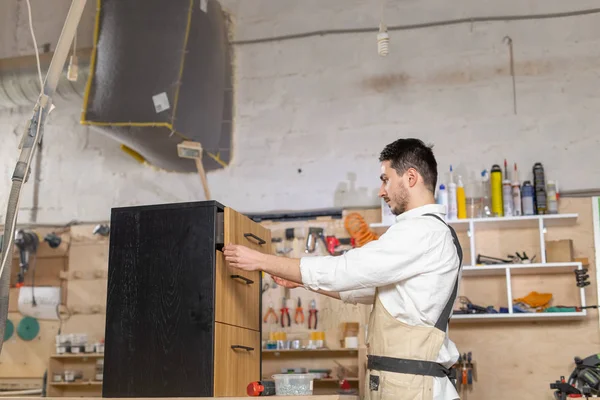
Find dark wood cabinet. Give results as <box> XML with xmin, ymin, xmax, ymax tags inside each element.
<box><xmin>103</xmin><ymin>201</ymin><xmax>269</xmax><ymax>397</ymax></box>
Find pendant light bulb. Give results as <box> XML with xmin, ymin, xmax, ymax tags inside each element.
<box><xmin>377</xmin><ymin>23</ymin><xmax>389</xmax><ymax>57</ymax></box>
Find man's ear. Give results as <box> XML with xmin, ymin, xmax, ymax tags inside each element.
<box><xmin>406</xmin><ymin>167</ymin><xmax>419</xmax><ymax>188</ymax></box>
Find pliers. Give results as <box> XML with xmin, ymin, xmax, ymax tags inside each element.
<box><xmin>294</xmin><ymin>297</ymin><xmax>304</xmax><ymax>325</ymax></box>
<box><xmin>263</xmin><ymin>302</ymin><xmax>278</xmax><ymax>324</ymax></box>
<box><xmin>280</xmin><ymin>297</ymin><xmax>291</xmax><ymax>327</ymax></box>
<box><xmin>308</xmin><ymin>299</ymin><xmax>318</xmax><ymax>330</ymax></box>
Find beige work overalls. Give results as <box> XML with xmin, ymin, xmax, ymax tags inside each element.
<box><xmin>364</xmin><ymin>213</ymin><xmax>463</xmax><ymax>400</ymax></box>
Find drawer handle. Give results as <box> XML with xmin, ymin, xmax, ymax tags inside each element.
<box><xmin>230</xmin><ymin>274</ymin><xmax>254</xmax><ymax>285</ymax></box>
<box><xmin>244</xmin><ymin>232</ymin><xmax>266</xmax><ymax>245</ymax></box>
<box><xmin>231</xmin><ymin>345</ymin><xmax>255</xmax><ymax>352</ymax></box>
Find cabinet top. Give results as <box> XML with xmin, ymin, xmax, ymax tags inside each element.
<box><xmin>111</xmin><ymin>200</ymin><xmax>226</xmax><ymax>213</ymax></box>
<box><xmin>4</xmin><ymin>397</ymin><xmax>358</xmax><ymax>400</ymax></box>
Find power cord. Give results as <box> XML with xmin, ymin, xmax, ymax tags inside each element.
<box><xmin>0</xmin><ymin>0</ymin><xmax>45</xmax><ymax>282</ymax></box>
<box><xmin>25</xmin><ymin>0</ymin><xmax>44</xmax><ymax>91</ymax></box>
<box><xmin>232</xmin><ymin>7</ymin><xmax>600</xmax><ymax>45</ymax></box>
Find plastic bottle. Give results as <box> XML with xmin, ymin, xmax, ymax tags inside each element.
<box><xmin>437</xmin><ymin>184</ymin><xmax>448</xmax><ymax>216</ymax></box>
<box><xmin>481</xmin><ymin>170</ymin><xmax>492</xmax><ymax>218</ymax></box>
<box><xmin>457</xmin><ymin>175</ymin><xmax>467</xmax><ymax>219</ymax></box>
<box><xmin>466</xmin><ymin>175</ymin><xmax>482</xmax><ymax>218</ymax></box>
<box><xmin>490</xmin><ymin>164</ymin><xmax>503</xmax><ymax>217</ymax></box>
<box><xmin>502</xmin><ymin>179</ymin><xmax>513</xmax><ymax>217</ymax></box>
<box><xmin>546</xmin><ymin>180</ymin><xmax>558</xmax><ymax>214</ymax></box>
<box><xmin>447</xmin><ymin>166</ymin><xmax>458</xmax><ymax>220</ymax></box>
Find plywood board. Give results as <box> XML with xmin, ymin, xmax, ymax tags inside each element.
<box><xmin>66</xmin><ymin>280</ymin><xmax>107</xmax><ymax>315</ymax></box>
<box><xmin>68</xmin><ymin>243</ymin><xmax>108</xmax><ymax>276</ymax></box>
<box><xmin>61</xmin><ymin>315</ymin><xmax>106</xmax><ymax>343</ymax></box>
<box><xmin>69</xmin><ymin>224</ymin><xmax>110</xmax><ymax>245</ymax></box>
<box><xmin>10</xmin><ymin>256</ymin><xmax>67</xmax><ymax>288</ymax></box>
<box><xmin>0</xmin><ymin>312</ymin><xmax>58</xmax><ymax>378</ymax></box>
<box><xmin>259</xmin><ymin>215</ymin><xmax>370</xmax><ymax>349</ymax></box>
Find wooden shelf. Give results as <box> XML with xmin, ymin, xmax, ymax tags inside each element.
<box><xmin>262</xmin><ymin>348</ymin><xmax>358</xmax><ymax>353</ymax></box>
<box><xmin>462</xmin><ymin>262</ymin><xmax>582</xmax><ymax>277</ymax></box>
<box><xmin>50</xmin><ymin>353</ymin><xmax>104</xmax><ymax>359</ymax></box>
<box><xmin>451</xmin><ymin>311</ymin><xmax>587</xmax><ymax>323</ymax></box>
<box><xmin>370</xmin><ymin>213</ymin><xmax>578</xmax><ymax>232</ymax></box>
<box><xmin>50</xmin><ymin>381</ymin><xmax>102</xmax><ymax>386</ymax></box>
<box><xmin>262</xmin><ymin>348</ymin><xmax>359</xmax><ymax>357</ymax></box>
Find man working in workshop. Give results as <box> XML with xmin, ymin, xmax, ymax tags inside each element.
<box><xmin>224</xmin><ymin>138</ymin><xmax>462</xmax><ymax>400</ymax></box>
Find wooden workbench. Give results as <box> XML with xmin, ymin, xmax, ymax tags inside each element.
<box><xmin>6</xmin><ymin>397</ymin><xmax>359</xmax><ymax>400</ymax></box>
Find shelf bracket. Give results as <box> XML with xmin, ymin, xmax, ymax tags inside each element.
<box><xmin>538</xmin><ymin>218</ymin><xmax>547</xmax><ymax>263</ymax></box>
<box><xmin>505</xmin><ymin>268</ymin><xmax>513</xmax><ymax>314</ymax></box>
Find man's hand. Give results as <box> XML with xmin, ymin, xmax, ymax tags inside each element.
<box><xmin>273</xmin><ymin>276</ymin><xmax>303</xmax><ymax>289</ymax></box>
<box><xmin>223</xmin><ymin>244</ymin><xmax>267</xmax><ymax>271</ymax></box>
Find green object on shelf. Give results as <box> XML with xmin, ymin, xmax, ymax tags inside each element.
<box><xmin>17</xmin><ymin>316</ymin><xmax>40</xmax><ymax>341</ymax></box>
<box><xmin>4</xmin><ymin>319</ymin><xmax>14</xmax><ymax>341</ymax></box>
<box><xmin>545</xmin><ymin>307</ymin><xmax>577</xmax><ymax>313</ymax></box>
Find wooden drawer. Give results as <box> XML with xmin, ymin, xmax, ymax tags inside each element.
<box><xmin>224</xmin><ymin>207</ymin><xmax>271</xmax><ymax>252</ymax></box>
<box><xmin>215</xmin><ymin>249</ymin><xmax>261</xmax><ymax>331</ymax></box>
<box><xmin>214</xmin><ymin>322</ymin><xmax>260</xmax><ymax>397</ymax></box>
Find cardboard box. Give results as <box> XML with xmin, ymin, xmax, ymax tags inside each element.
<box><xmin>545</xmin><ymin>239</ymin><xmax>574</xmax><ymax>262</ymax></box>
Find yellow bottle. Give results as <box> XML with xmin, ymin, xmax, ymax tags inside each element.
<box><xmin>457</xmin><ymin>175</ymin><xmax>467</xmax><ymax>219</ymax></box>
<box><xmin>490</xmin><ymin>164</ymin><xmax>504</xmax><ymax>217</ymax></box>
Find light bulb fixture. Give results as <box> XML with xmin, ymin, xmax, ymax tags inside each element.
<box><xmin>377</xmin><ymin>23</ymin><xmax>389</xmax><ymax>56</ymax></box>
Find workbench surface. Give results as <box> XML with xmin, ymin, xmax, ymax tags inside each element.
<box><xmin>7</xmin><ymin>397</ymin><xmax>358</xmax><ymax>400</ymax></box>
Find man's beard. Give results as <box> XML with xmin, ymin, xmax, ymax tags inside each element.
<box><xmin>390</xmin><ymin>182</ymin><xmax>410</xmax><ymax>215</ymax></box>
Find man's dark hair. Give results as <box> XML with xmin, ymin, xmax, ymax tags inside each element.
<box><xmin>379</xmin><ymin>138</ymin><xmax>438</xmax><ymax>193</ymax></box>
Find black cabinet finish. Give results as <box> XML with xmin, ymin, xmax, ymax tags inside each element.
<box><xmin>103</xmin><ymin>201</ymin><xmax>225</xmax><ymax>397</ymax></box>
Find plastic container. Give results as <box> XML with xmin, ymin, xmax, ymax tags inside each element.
<box><xmin>272</xmin><ymin>374</ymin><xmax>314</xmax><ymax>396</ymax></box>
<box><xmin>465</xmin><ymin>176</ymin><xmax>482</xmax><ymax>219</ymax></box>
<box><xmin>456</xmin><ymin>175</ymin><xmax>467</xmax><ymax>219</ymax></box>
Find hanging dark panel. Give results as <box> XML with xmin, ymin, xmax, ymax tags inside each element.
<box><xmin>82</xmin><ymin>0</ymin><xmax>232</xmax><ymax>173</ymax></box>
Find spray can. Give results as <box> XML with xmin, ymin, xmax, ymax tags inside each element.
<box><xmin>447</xmin><ymin>166</ymin><xmax>458</xmax><ymax>220</ymax></box>
<box><xmin>521</xmin><ymin>181</ymin><xmax>535</xmax><ymax>215</ymax></box>
<box><xmin>481</xmin><ymin>170</ymin><xmax>492</xmax><ymax>217</ymax></box>
<box><xmin>512</xmin><ymin>162</ymin><xmax>522</xmax><ymax>216</ymax></box>
<box><xmin>533</xmin><ymin>162</ymin><xmax>546</xmax><ymax>214</ymax></box>
<box><xmin>546</xmin><ymin>180</ymin><xmax>558</xmax><ymax>214</ymax></box>
<box><xmin>490</xmin><ymin>164</ymin><xmax>503</xmax><ymax>217</ymax></box>
<box><xmin>457</xmin><ymin>175</ymin><xmax>467</xmax><ymax>219</ymax></box>
<box><xmin>502</xmin><ymin>179</ymin><xmax>513</xmax><ymax>216</ymax></box>
<box><xmin>437</xmin><ymin>184</ymin><xmax>448</xmax><ymax>216</ymax></box>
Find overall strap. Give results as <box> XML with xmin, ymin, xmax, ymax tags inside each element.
<box><xmin>423</xmin><ymin>213</ymin><xmax>463</xmax><ymax>332</ymax></box>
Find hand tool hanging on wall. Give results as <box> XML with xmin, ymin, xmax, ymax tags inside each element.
<box><xmin>263</xmin><ymin>302</ymin><xmax>278</xmax><ymax>325</ymax></box>
<box><xmin>294</xmin><ymin>297</ymin><xmax>304</xmax><ymax>325</ymax></box>
<box><xmin>324</xmin><ymin>236</ymin><xmax>353</xmax><ymax>256</ymax></box>
<box><xmin>93</xmin><ymin>224</ymin><xmax>110</xmax><ymax>237</ymax></box>
<box><xmin>280</xmin><ymin>297</ymin><xmax>290</xmax><ymax>328</ymax></box>
<box><xmin>308</xmin><ymin>299</ymin><xmax>318</xmax><ymax>330</ymax></box>
<box><xmin>14</xmin><ymin>230</ymin><xmax>39</xmax><ymax>288</ymax></box>
<box><xmin>575</xmin><ymin>268</ymin><xmax>590</xmax><ymax>287</ymax></box>
<box><xmin>305</xmin><ymin>228</ymin><xmax>326</xmax><ymax>253</ymax></box>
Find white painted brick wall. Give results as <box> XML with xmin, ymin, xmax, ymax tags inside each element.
<box><xmin>1</xmin><ymin>0</ymin><xmax>600</xmax><ymax>223</ymax></box>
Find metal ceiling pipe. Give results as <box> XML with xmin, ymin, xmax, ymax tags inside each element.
<box><xmin>0</xmin><ymin>65</ymin><xmax>88</xmax><ymax>111</ymax></box>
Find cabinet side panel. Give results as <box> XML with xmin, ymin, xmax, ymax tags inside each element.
<box><xmin>104</xmin><ymin>205</ymin><xmax>216</xmax><ymax>397</ymax></box>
